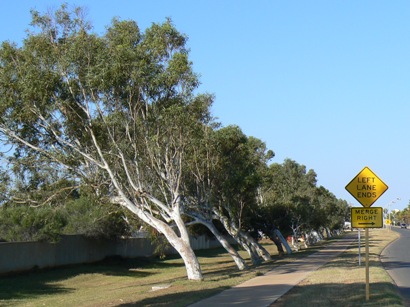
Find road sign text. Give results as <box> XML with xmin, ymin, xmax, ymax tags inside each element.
<box><xmin>351</xmin><ymin>207</ymin><xmax>383</xmax><ymax>228</ymax></box>
<box><xmin>345</xmin><ymin>167</ymin><xmax>388</xmax><ymax>207</ymax></box>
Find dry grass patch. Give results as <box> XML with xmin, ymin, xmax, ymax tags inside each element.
<box><xmin>273</xmin><ymin>229</ymin><xmax>402</xmax><ymax>307</ymax></box>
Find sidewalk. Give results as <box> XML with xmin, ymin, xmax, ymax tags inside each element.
<box><xmin>190</xmin><ymin>233</ymin><xmax>357</xmax><ymax>307</ymax></box>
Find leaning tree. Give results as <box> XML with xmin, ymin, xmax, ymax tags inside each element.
<box><xmin>0</xmin><ymin>5</ymin><xmax>213</xmax><ymax>280</ymax></box>
<box><xmin>209</xmin><ymin>126</ymin><xmax>274</xmax><ymax>264</ymax></box>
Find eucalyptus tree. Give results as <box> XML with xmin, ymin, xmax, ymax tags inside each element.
<box><xmin>0</xmin><ymin>5</ymin><xmax>212</xmax><ymax>280</ymax></box>
<box><xmin>309</xmin><ymin>187</ymin><xmax>343</xmax><ymax>232</ymax></box>
<box><xmin>181</xmin><ymin>124</ymin><xmax>248</xmax><ymax>270</ymax></box>
<box><xmin>0</xmin><ymin>162</ymin><xmax>10</xmax><ymax>206</ymax></box>
<box><xmin>260</xmin><ymin>159</ymin><xmax>350</xmax><ymax>247</ymax></box>
<box><xmin>210</xmin><ymin>126</ymin><xmax>274</xmax><ymax>264</ymax></box>
<box><xmin>262</xmin><ymin>159</ymin><xmax>318</xmax><ymax>239</ymax></box>
<box><xmin>397</xmin><ymin>203</ymin><xmax>410</xmax><ymax>224</ymax></box>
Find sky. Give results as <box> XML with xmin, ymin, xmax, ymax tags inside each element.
<box><xmin>1</xmin><ymin>1</ymin><xmax>409</xmax><ymax>211</ymax></box>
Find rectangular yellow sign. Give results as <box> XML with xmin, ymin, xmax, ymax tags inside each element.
<box><xmin>351</xmin><ymin>207</ymin><xmax>383</xmax><ymax>228</ymax></box>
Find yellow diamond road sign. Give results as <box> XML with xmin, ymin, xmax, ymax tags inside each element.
<box><xmin>345</xmin><ymin>166</ymin><xmax>388</xmax><ymax>207</ymax></box>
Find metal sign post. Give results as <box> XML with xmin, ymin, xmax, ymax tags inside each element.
<box><xmin>358</xmin><ymin>229</ymin><xmax>361</xmax><ymax>266</ymax></box>
<box><xmin>365</xmin><ymin>228</ymin><xmax>370</xmax><ymax>301</ymax></box>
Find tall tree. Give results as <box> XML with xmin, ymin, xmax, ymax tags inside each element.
<box><xmin>182</xmin><ymin>125</ymin><xmax>248</xmax><ymax>270</ymax></box>
<box><xmin>0</xmin><ymin>5</ymin><xmax>211</xmax><ymax>280</ymax></box>
<box><xmin>210</xmin><ymin>126</ymin><xmax>273</xmax><ymax>264</ymax></box>
<box><xmin>260</xmin><ymin>159</ymin><xmax>318</xmax><ymax>238</ymax></box>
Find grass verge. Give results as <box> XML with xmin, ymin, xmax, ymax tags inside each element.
<box><xmin>0</xmin><ymin>229</ymin><xmax>400</xmax><ymax>307</ymax></box>
<box><xmin>273</xmin><ymin>229</ymin><xmax>402</xmax><ymax>307</ymax></box>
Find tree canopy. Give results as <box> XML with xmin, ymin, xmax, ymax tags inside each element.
<box><xmin>0</xmin><ymin>4</ymin><xmax>211</xmax><ymax>280</ymax></box>
<box><xmin>0</xmin><ymin>5</ymin><xmax>350</xmax><ymax>280</ymax></box>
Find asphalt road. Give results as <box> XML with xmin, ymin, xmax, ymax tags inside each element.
<box><xmin>381</xmin><ymin>227</ymin><xmax>410</xmax><ymax>305</ymax></box>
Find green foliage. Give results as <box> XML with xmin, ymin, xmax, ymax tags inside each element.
<box><xmin>0</xmin><ymin>164</ymin><xmax>10</xmax><ymax>206</ymax></box>
<box><xmin>396</xmin><ymin>201</ymin><xmax>410</xmax><ymax>224</ymax></box>
<box><xmin>148</xmin><ymin>229</ymin><xmax>171</xmax><ymax>259</ymax></box>
<box><xmin>0</xmin><ymin>4</ymin><xmax>350</xmax><ymax>257</ymax></box>
<box><xmin>0</xmin><ymin>4</ymin><xmax>210</xmax><ymax>257</ymax></box>
<box><xmin>61</xmin><ymin>196</ymin><xmax>130</xmax><ymax>239</ymax></box>
<box><xmin>0</xmin><ymin>195</ymin><xmax>131</xmax><ymax>242</ymax></box>
<box><xmin>256</xmin><ymin>159</ymin><xmax>348</xmax><ymax>237</ymax></box>
<box><xmin>0</xmin><ymin>204</ymin><xmax>66</xmax><ymax>242</ymax></box>
<box><xmin>212</xmin><ymin>126</ymin><xmax>272</xmax><ymax>219</ymax></box>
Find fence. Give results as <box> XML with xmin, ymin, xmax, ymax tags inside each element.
<box><xmin>0</xmin><ymin>235</ymin><xmax>227</xmax><ymax>275</ymax></box>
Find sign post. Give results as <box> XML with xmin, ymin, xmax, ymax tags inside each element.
<box><xmin>358</xmin><ymin>229</ymin><xmax>361</xmax><ymax>266</ymax></box>
<box><xmin>365</xmin><ymin>228</ymin><xmax>369</xmax><ymax>299</ymax></box>
<box><xmin>345</xmin><ymin>166</ymin><xmax>388</xmax><ymax>301</ymax></box>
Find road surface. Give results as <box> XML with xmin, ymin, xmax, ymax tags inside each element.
<box><xmin>381</xmin><ymin>227</ymin><xmax>410</xmax><ymax>305</ymax></box>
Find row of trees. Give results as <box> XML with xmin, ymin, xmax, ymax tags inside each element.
<box><xmin>0</xmin><ymin>5</ymin><xmax>349</xmax><ymax>280</ymax></box>
<box><xmin>395</xmin><ymin>204</ymin><xmax>410</xmax><ymax>225</ymax></box>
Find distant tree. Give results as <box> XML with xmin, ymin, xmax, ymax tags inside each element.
<box><xmin>266</xmin><ymin>159</ymin><xmax>317</xmax><ymax>238</ymax></box>
<box><xmin>258</xmin><ymin>159</ymin><xmax>350</xmax><ymax>247</ymax></box>
<box><xmin>312</xmin><ymin>187</ymin><xmax>349</xmax><ymax>232</ymax></box>
<box><xmin>397</xmin><ymin>201</ymin><xmax>410</xmax><ymax>224</ymax></box>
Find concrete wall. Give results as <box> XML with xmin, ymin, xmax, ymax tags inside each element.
<box><xmin>0</xmin><ymin>235</ymin><xmax>227</xmax><ymax>275</ymax></box>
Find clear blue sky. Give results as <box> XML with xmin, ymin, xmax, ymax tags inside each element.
<box><xmin>1</xmin><ymin>1</ymin><xmax>410</xmax><ymax>210</ymax></box>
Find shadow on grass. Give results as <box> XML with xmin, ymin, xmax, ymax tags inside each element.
<box><xmin>0</xmin><ymin>256</ymin><xmax>157</xmax><ymax>301</ymax></box>
<box><xmin>113</xmin><ymin>281</ymin><xmax>403</xmax><ymax>307</ymax></box>
<box><xmin>0</xmin><ymin>268</ymin><xmax>76</xmax><ymax>301</ymax></box>
<box><xmin>0</xmin><ymin>247</ymin><xmax>243</xmax><ymax>303</ymax></box>
<box><xmin>0</xmin><ymin>235</ymin><xmax>371</xmax><ymax>305</ymax></box>
<box><xmin>118</xmin><ymin>288</ymin><xmax>232</xmax><ymax>307</ymax></box>
<box><xmin>0</xmin><ymin>244</ymin><xmax>287</xmax><ymax>303</ymax></box>
<box><xmin>195</xmin><ymin>247</ymin><xmax>233</xmax><ymax>258</ymax></box>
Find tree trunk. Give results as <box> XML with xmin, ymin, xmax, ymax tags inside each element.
<box><xmin>291</xmin><ymin>236</ymin><xmax>299</xmax><ymax>251</ymax></box>
<box><xmin>213</xmin><ymin>210</ymin><xmax>262</xmax><ymax>265</ymax></box>
<box><xmin>239</xmin><ymin>230</ymin><xmax>271</xmax><ymax>261</ymax></box>
<box><xmin>325</xmin><ymin>227</ymin><xmax>332</xmax><ymax>238</ymax></box>
<box><xmin>268</xmin><ymin>230</ymin><xmax>285</xmax><ymax>256</ymax></box>
<box><xmin>171</xmin><ymin>237</ymin><xmax>203</xmax><ymax>280</ymax></box>
<box><xmin>237</xmin><ymin>234</ymin><xmax>262</xmax><ymax>265</ymax></box>
<box><xmin>118</xmin><ymin>196</ymin><xmax>203</xmax><ymax>281</ymax></box>
<box><xmin>199</xmin><ymin>219</ymin><xmax>247</xmax><ymax>270</ymax></box>
<box><xmin>274</xmin><ymin>229</ymin><xmax>292</xmax><ymax>254</ymax></box>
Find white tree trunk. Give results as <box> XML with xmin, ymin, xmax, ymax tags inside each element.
<box><xmin>238</xmin><ymin>235</ymin><xmax>261</xmax><ymax>265</ymax></box>
<box><xmin>214</xmin><ymin>210</ymin><xmax>262</xmax><ymax>265</ymax></box>
<box><xmin>200</xmin><ymin>219</ymin><xmax>247</xmax><ymax>270</ymax></box>
<box><xmin>240</xmin><ymin>231</ymin><xmax>271</xmax><ymax>261</ymax></box>
<box><xmin>291</xmin><ymin>237</ymin><xmax>299</xmax><ymax>251</ymax></box>
<box><xmin>116</xmin><ymin>196</ymin><xmax>203</xmax><ymax>280</ymax></box>
<box><xmin>274</xmin><ymin>229</ymin><xmax>292</xmax><ymax>254</ymax></box>
<box><xmin>170</xmin><ymin>236</ymin><xmax>203</xmax><ymax>281</ymax></box>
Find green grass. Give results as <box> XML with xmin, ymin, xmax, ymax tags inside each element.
<box><xmin>0</xmin><ymin>230</ymin><xmax>401</xmax><ymax>306</ymax></box>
